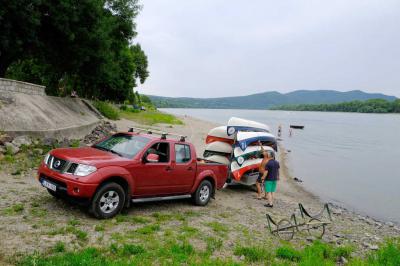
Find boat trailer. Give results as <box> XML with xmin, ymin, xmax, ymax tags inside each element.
<box><xmin>266</xmin><ymin>203</ymin><xmax>332</xmax><ymax>241</ymax></box>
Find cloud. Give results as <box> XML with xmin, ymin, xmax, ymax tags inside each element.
<box><xmin>136</xmin><ymin>0</ymin><xmax>400</xmax><ymax>97</ymax></box>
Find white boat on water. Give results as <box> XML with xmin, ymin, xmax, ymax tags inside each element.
<box><xmin>226</xmin><ymin>117</ymin><xmax>270</xmax><ymax>136</ymax></box>
<box><xmin>206</xmin><ymin>126</ymin><xmax>234</xmax><ymax>144</ymax></box>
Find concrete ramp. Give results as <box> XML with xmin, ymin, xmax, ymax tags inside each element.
<box><xmin>0</xmin><ymin>92</ymin><xmax>101</xmax><ymax>139</ymax></box>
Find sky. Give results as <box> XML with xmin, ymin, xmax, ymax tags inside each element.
<box><xmin>135</xmin><ymin>0</ymin><xmax>400</xmax><ymax>98</ymax></box>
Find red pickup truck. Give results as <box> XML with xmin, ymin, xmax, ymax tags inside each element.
<box><xmin>37</xmin><ymin>131</ymin><xmax>228</xmax><ymax>218</ymax></box>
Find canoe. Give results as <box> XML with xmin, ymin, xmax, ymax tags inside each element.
<box><xmin>203</xmin><ymin>155</ymin><xmax>230</xmax><ymax>165</ymax></box>
<box><xmin>235</xmin><ymin>131</ymin><xmax>277</xmax><ymax>151</ymax></box>
<box><xmin>233</xmin><ymin>145</ymin><xmax>274</xmax><ymax>166</ymax></box>
<box><xmin>290</xmin><ymin>125</ymin><xmax>304</xmax><ymax>129</ymax></box>
<box><xmin>204</xmin><ymin>141</ymin><xmax>232</xmax><ymax>154</ymax></box>
<box><xmin>231</xmin><ymin>158</ymin><xmax>262</xmax><ymax>181</ymax></box>
<box><xmin>206</xmin><ymin>126</ymin><xmax>234</xmax><ymax>144</ymax></box>
<box><xmin>226</xmin><ymin>117</ymin><xmax>270</xmax><ymax>136</ymax></box>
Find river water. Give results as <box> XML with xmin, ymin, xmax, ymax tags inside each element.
<box><xmin>161</xmin><ymin>108</ymin><xmax>400</xmax><ymax>223</ymax></box>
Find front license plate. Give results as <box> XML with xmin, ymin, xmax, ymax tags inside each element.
<box><xmin>42</xmin><ymin>180</ymin><xmax>57</xmax><ymax>191</ymax></box>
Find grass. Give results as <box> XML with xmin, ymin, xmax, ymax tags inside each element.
<box><xmin>206</xmin><ymin>221</ymin><xmax>229</xmax><ymax>236</ymax></box>
<box><xmin>234</xmin><ymin>245</ymin><xmax>272</xmax><ymax>263</ymax></box>
<box><xmin>3</xmin><ymin>203</ymin><xmax>24</xmax><ymax>215</ymax></box>
<box><xmin>92</xmin><ymin>100</ymin><xmax>120</xmax><ymax>120</ymax></box>
<box><xmin>135</xmin><ymin>224</ymin><xmax>161</xmax><ymax>235</ymax></box>
<box><xmin>120</xmin><ymin>109</ymin><xmax>183</xmax><ymax>125</ymax></box>
<box><xmin>16</xmin><ymin>234</ymin><xmax>400</xmax><ymax>266</ymax></box>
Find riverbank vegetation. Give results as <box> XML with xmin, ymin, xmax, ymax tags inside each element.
<box><xmin>271</xmin><ymin>99</ymin><xmax>400</xmax><ymax>113</ymax></box>
<box><xmin>93</xmin><ymin>99</ymin><xmax>183</xmax><ymax>125</ymax></box>
<box><xmin>1</xmin><ymin>0</ymin><xmax>148</xmax><ymax>101</ymax></box>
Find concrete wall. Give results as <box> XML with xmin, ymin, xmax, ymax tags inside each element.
<box><xmin>0</xmin><ymin>78</ymin><xmax>46</xmax><ymax>96</ymax></box>
<box><xmin>0</xmin><ymin>92</ymin><xmax>101</xmax><ymax>140</ymax></box>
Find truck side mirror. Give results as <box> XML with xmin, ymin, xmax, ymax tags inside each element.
<box><xmin>146</xmin><ymin>153</ymin><xmax>159</xmax><ymax>163</ymax></box>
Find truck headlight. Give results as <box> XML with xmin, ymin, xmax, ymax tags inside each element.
<box><xmin>44</xmin><ymin>153</ymin><xmax>50</xmax><ymax>164</ymax></box>
<box><xmin>75</xmin><ymin>164</ymin><xmax>97</xmax><ymax>176</ymax></box>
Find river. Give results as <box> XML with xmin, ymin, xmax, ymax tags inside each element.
<box><xmin>161</xmin><ymin>108</ymin><xmax>400</xmax><ymax>223</ymax></box>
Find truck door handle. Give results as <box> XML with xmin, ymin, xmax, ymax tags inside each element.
<box><xmin>165</xmin><ymin>166</ymin><xmax>172</xmax><ymax>171</ymax></box>
<box><xmin>187</xmin><ymin>166</ymin><xmax>193</xmax><ymax>171</ymax></box>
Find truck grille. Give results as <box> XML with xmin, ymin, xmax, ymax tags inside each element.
<box><xmin>47</xmin><ymin>155</ymin><xmax>69</xmax><ymax>173</ymax></box>
<box><xmin>66</xmin><ymin>163</ymin><xmax>78</xmax><ymax>174</ymax></box>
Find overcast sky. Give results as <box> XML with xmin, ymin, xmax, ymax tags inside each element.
<box><xmin>135</xmin><ymin>0</ymin><xmax>400</xmax><ymax>98</ymax></box>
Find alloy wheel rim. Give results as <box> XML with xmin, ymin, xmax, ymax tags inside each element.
<box><xmin>199</xmin><ymin>186</ymin><xmax>210</xmax><ymax>202</ymax></box>
<box><xmin>99</xmin><ymin>190</ymin><xmax>120</xmax><ymax>213</ymax></box>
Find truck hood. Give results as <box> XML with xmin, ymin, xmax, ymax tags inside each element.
<box><xmin>50</xmin><ymin>147</ymin><xmax>130</xmax><ymax>166</ymax></box>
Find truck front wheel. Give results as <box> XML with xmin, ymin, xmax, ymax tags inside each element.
<box><xmin>193</xmin><ymin>180</ymin><xmax>213</xmax><ymax>206</ymax></box>
<box><xmin>90</xmin><ymin>182</ymin><xmax>126</xmax><ymax>219</ymax></box>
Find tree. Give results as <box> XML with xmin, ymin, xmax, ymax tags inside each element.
<box><xmin>0</xmin><ymin>0</ymin><xmax>41</xmax><ymax>76</ymax></box>
<box><xmin>2</xmin><ymin>0</ymin><xmax>148</xmax><ymax>101</ymax></box>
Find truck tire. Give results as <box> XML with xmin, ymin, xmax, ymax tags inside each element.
<box><xmin>90</xmin><ymin>182</ymin><xmax>126</xmax><ymax>219</ymax></box>
<box><xmin>193</xmin><ymin>180</ymin><xmax>213</xmax><ymax>206</ymax></box>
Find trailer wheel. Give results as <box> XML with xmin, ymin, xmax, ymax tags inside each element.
<box><xmin>193</xmin><ymin>180</ymin><xmax>212</xmax><ymax>206</ymax></box>
<box><xmin>90</xmin><ymin>182</ymin><xmax>125</xmax><ymax>219</ymax></box>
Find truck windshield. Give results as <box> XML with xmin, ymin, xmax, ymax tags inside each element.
<box><xmin>93</xmin><ymin>134</ymin><xmax>150</xmax><ymax>158</ymax></box>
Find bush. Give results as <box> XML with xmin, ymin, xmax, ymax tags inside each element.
<box><xmin>93</xmin><ymin>101</ymin><xmax>120</xmax><ymax>120</ymax></box>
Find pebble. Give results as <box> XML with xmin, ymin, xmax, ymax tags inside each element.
<box><xmin>339</xmin><ymin>256</ymin><xmax>348</xmax><ymax>264</ymax></box>
<box><xmin>12</xmin><ymin>135</ymin><xmax>32</xmax><ymax>147</ymax></box>
<box><xmin>239</xmin><ymin>255</ymin><xmax>245</xmax><ymax>261</ymax></box>
<box><xmin>369</xmin><ymin>245</ymin><xmax>379</xmax><ymax>250</ymax></box>
<box><xmin>306</xmin><ymin>236</ymin><xmax>315</xmax><ymax>242</ymax></box>
<box><xmin>5</xmin><ymin>142</ymin><xmax>19</xmax><ymax>154</ymax></box>
<box><xmin>386</xmin><ymin>222</ymin><xmax>394</xmax><ymax>227</ymax></box>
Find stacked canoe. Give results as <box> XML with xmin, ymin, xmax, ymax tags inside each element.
<box><xmin>203</xmin><ymin>117</ymin><xmax>277</xmax><ymax>182</ymax></box>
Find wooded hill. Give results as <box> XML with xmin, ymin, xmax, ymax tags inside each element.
<box><xmin>148</xmin><ymin>90</ymin><xmax>396</xmax><ymax>109</ymax></box>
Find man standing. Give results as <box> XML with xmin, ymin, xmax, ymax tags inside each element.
<box><xmin>260</xmin><ymin>149</ymin><xmax>280</xmax><ymax>208</ymax></box>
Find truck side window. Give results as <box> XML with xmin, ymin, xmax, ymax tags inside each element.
<box><xmin>147</xmin><ymin>142</ymin><xmax>170</xmax><ymax>163</ymax></box>
<box><xmin>175</xmin><ymin>144</ymin><xmax>191</xmax><ymax>163</ymax></box>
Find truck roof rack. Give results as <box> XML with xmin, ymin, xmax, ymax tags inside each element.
<box><xmin>128</xmin><ymin>127</ymin><xmax>187</xmax><ymax>142</ymax></box>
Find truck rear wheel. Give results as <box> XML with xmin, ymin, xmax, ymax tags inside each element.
<box><xmin>90</xmin><ymin>182</ymin><xmax>125</xmax><ymax>219</ymax></box>
<box><xmin>193</xmin><ymin>180</ymin><xmax>212</xmax><ymax>206</ymax></box>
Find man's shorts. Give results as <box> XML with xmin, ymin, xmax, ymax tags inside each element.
<box><xmin>265</xmin><ymin>181</ymin><xmax>277</xmax><ymax>192</ymax></box>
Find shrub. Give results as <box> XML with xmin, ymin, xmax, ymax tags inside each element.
<box><xmin>93</xmin><ymin>101</ymin><xmax>120</xmax><ymax>120</ymax></box>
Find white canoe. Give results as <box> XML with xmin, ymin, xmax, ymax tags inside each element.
<box><xmin>231</xmin><ymin>158</ymin><xmax>263</xmax><ymax>181</ymax></box>
<box><xmin>235</xmin><ymin>131</ymin><xmax>277</xmax><ymax>151</ymax></box>
<box><xmin>204</xmin><ymin>155</ymin><xmax>230</xmax><ymax>165</ymax></box>
<box><xmin>206</xmin><ymin>126</ymin><xmax>234</xmax><ymax>144</ymax></box>
<box><xmin>205</xmin><ymin>141</ymin><xmax>233</xmax><ymax>154</ymax></box>
<box><xmin>233</xmin><ymin>145</ymin><xmax>274</xmax><ymax>166</ymax></box>
<box><xmin>226</xmin><ymin>117</ymin><xmax>270</xmax><ymax>136</ymax></box>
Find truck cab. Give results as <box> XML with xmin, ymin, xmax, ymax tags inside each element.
<box><xmin>37</xmin><ymin>130</ymin><xmax>228</xmax><ymax>218</ymax></box>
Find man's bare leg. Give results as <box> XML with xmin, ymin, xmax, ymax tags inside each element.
<box><xmin>256</xmin><ymin>182</ymin><xmax>262</xmax><ymax>199</ymax></box>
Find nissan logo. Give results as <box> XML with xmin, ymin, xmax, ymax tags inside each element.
<box><xmin>54</xmin><ymin>160</ymin><xmax>61</xmax><ymax>168</ymax></box>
